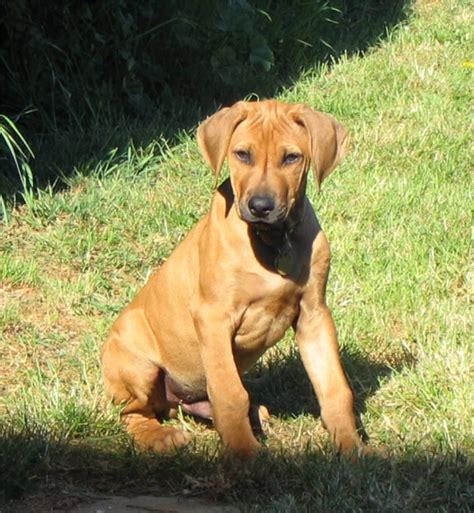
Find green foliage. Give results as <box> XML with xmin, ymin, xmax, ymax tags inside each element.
<box><xmin>0</xmin><ymin>115</ymin><xmax>34</xmax><ymax>171</ymax></box>
<box><xmin>0</xmin><ymin>114</ymin><xmax>35</xmax><ymax>221</ymax></box>
<box><xmin>0</xmin><ymin>0</ymin><xmax>342</xmax><ymax>129</ymax></box>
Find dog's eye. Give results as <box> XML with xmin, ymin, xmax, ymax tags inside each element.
<box><xmin>283</xmin><ymin>153</ymin><xmax>301</xmax><ymax>165</ymax></box>
<box><xmin>234</xmin><ymin>150</ymin><xmax>251</xmax><ymax>164</ymax></box>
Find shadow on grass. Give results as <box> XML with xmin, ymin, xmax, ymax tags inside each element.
<box><xmin>0</xmin><ymin>342</ymin><xmax>467</xmax><ymax>510</ymax></box>
<box><xmin>0</xmin><ymin>423</ymin><xmax>471</xmax><ymax>512</ymax></box>
<box><xmin>245</xmin><ymin>344</ymin><xmax>394</xmax><ymax>438</ymax></box>
<box><xmin>1</xmin><ymin>0</ymin><xmax>413</xmax><ymax>200</ymax></box>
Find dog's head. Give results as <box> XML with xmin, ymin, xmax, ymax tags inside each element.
<box><xmin>197</xmin><ymin>99</ymin><xmax>348</xmax><ymax>227</ymax></box>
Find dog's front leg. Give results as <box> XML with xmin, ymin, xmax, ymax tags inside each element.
<box><xmin>296</xmin><ymin>303</ymin><xmax>363</xmax><ymax>456</ymax></box>
<box><xmin>194</xmin><ymin>305</ymin><xmax>261</xmax><ymax>458</ymax></box>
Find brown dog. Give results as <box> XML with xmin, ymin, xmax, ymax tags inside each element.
<box><xmin>101</xmin><ymin>99</ymin><xmax>364</xmax><ymax>458</ymax></box>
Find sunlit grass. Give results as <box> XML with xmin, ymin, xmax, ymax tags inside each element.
<box><xmin>0</xmin><ymin>1</ymin><xmax>472</xmax><ymax>511</ymax></box>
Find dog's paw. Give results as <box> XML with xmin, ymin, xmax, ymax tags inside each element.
<box><xmin>224</xmin><ymin>438</ymin><xmax>262</xmax><ymax>461</ymax></box>
<box><xmin>128</xmin><ymin>417</ymin><xmax>192</xmax><ymax>453</ymax></box>
<box><xmin>356</xmin><ymin>444</ymin><xmax>389</xmax><ymax>459</ymax></box>
<box><xmin>338</xmin><ymin>442</ymin><xmax>382</xmax><ymax>462</ymax></box>
<box><xmin>149</xmin><ymin>426</ymin><xmax>192</xmax><ymax>452</ymax></box>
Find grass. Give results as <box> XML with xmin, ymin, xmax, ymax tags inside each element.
<box><xmin>0</xmin><ymin>0</ymin><xmax>473</xmax><ymax>511</ymax></box>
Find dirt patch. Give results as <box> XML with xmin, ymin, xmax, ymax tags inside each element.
<box><xmin>5</xmin><ymin>492</ymin><xmax>240</xmax><ymax>513</ymax></box>
<box><xmin>68</xmin><ymin>494</ymin><xmax>238</xmax><ymax>513</ymax></box>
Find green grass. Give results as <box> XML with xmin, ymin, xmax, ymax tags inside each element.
<box><xmin>1</xmin><ymin>0</ymin><xmax>472</xmax><ymax>511</ymax></box>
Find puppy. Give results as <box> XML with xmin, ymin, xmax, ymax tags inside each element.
<box><xmin>101</xmin><ymin>100</ymin><xmax>363</xmax><ymax>458</ymax></box>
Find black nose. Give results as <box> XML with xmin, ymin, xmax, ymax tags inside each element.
<box><xmin>248</xmin><ymin>195</ymin><xmax>275</xmax><ymax>218</ymax></box>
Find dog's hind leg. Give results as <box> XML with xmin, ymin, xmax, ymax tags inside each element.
<box><xmin>101</xmin><ymin>336</ymin><xmax>191</xmax><ymax>452</ymax></box>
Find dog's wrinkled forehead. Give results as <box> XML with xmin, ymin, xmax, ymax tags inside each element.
<box><xmin>233</xmin><ymin>101</ymin><xmax>305</xmax><ymax>141</ymax></box>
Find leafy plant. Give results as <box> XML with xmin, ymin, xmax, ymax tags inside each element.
<box><xmin>0</xmin><ymin>0</ymin><xmax>338</xmax><ymax>131</ymax></box>
<box><xmin>0</xmin><ymin>114</ymin><xmax>34</xmax><ymax>174</ymax></box>
<box><xmin>0</xmin><ymin>114</ymin><xmax>35</xmax><ymax>222</ymax></box>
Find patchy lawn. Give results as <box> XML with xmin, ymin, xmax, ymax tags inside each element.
<box><xmin>1</xmin><ymin>1</ymin><xmax>472</xmax><ymax>511</ymax></box>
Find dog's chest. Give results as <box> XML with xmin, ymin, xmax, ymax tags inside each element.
<box><xmin>234</xmin><ymin>282</ymin><xmax>300</xmax><ymax>354</ymax></box>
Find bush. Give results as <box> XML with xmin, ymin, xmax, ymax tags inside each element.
<box><xmin>0</xmin><ymin>0</ymin><xmax>340</xmax><ymax>130</ymax></box>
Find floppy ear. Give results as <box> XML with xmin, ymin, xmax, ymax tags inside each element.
<box><xmin>294</xmin><ymin>106</ymin><xmax>349</xmax><ymax>190</ymax></box>
<box><xmin>197</xmin><ymin>102</ymin><xmax>248</xmax><ymax>177</ymax></box>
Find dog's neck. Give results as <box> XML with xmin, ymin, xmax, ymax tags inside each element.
<box><xmin>253</xmin><ymin>224</ymin><xmax>290</xmax><ymax>249</ymax></box>
<box><xmin>251</xmin><ymin>196</ymin><xmax>306</xmax><ymax>276</ymax></box>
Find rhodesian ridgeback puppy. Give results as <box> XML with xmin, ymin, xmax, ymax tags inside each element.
<box><xmin>101</xmin><ymin>99</ymin><xmax>364</xmax><ymax>458</ymax></box>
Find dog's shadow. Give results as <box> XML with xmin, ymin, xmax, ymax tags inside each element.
<box><xmin>244</xmin><ymin>340</ymin><xmax>405</xmax><ymax>439</ymax></box>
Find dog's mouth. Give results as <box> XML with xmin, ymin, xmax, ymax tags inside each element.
<box><xmin>248</xmin><ymin>219</ymin><xmax>284</xmax><ymax>232</ymax></box>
